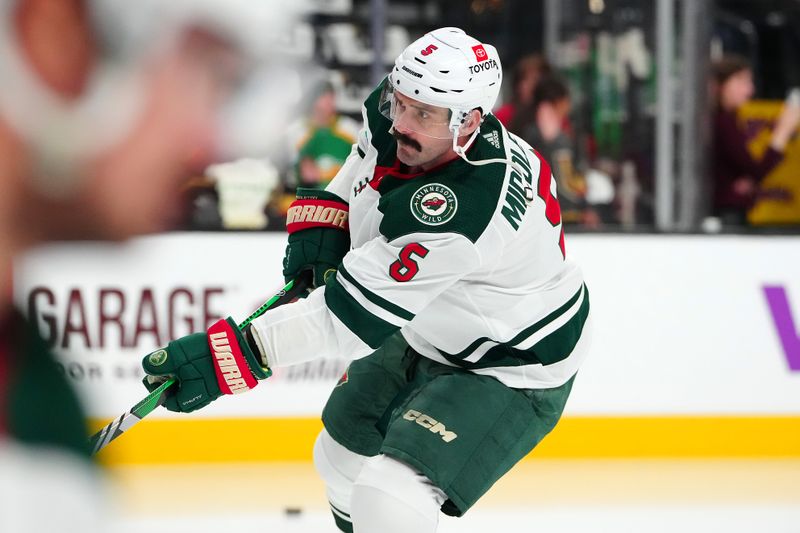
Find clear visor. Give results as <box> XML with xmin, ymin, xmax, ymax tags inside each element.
<box><xmin>378</xmin><ymin>78</ymin><xmax>455</xmax><ymax>140</ymax></box>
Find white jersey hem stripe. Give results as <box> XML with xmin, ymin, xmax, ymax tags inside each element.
<box><xmin>472</xmin><ymin>313</ymin><xmax>593</xmax><ymax>389</ymax></box>
<box><xmin>513</xmin><ymin>285</ymin><xmax>586</xmax><ymax>351</ymax></box>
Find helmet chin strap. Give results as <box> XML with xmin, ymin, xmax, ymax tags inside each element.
<box><xmin>450</xmin><ymin>118</ymin><xmax>528</xmax><ymax>177</ymax></box>
<box><xmin>451</xmin><ymin>127</ymin><xmax>480</xmax><ymax>158</ymax></box>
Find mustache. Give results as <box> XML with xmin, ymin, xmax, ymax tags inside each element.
<box><xmin>391</xmin><ymin>129</ymin><xmax>422</xmax><ymax>152</ymax></box>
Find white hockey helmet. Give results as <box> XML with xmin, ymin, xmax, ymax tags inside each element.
<box><xmin>383</xmin><ymin>28</ymin><xmax>518</xmax><ymax>171</ymax></box>
<box><xmin>388</xmin><ymin>27</ymin><xmax>502</xmax><ymax>133</ymax></box>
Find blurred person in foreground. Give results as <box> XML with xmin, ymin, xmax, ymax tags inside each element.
<box><xmin>141</xmin><ymin>28</ymin><xmax>591</xmax><ymax>533</ymax></box>
<box><xmin>517</xmin><ymin>75</ymin><xmax>600</xmax><ymax>228</ymax></box>
<box><xmin>712</xmin><ymin>56</ymin><xmax>800</xmax><ymax>225</ymax></box>
<box><xmin>0</xmin><ymin>0</ymin><xmax>282</xmax><ymax>530</ymax></box>
<box><xmin>287</xmin><ymin>81</ymin><xmax>362</xmax><ymax>190</ymax></box>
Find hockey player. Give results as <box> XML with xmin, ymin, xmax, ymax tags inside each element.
<box><xmin>142</xmin><ymin>28</ymin><xmax>591</xmax><ymax>533</ymax></box>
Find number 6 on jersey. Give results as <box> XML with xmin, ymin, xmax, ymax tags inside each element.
<box><xmin>390</xmin><ymin>243</ymin><xmax>429</xmax><ymax>282</ymax></box>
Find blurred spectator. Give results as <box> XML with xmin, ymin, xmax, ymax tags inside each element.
<box><xmin>495</xmin><ymin>53</ymin><xmax>551</xmax><ymax>128</ymax></box>
<box><xmin>0</xmin><ymin>0</ymin><xmax>283</xmax><ymax>530</ymax></box>
<box><xmin>711</xmin><ymin>56</ymin><xmax>800</xmax><ymax>225</ymax></box>
<box><xmin>287</xmin><ymin>81</ymin><xmax>361</xmax><ymax>189</ymax></box>
<box><xmin>516</xmin><ymin>75</ymin><xmax>601</xmax><ymax>228</ymax></box>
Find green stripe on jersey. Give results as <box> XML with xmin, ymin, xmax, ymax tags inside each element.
<box><xmin>325</xmin><ymin>273</ymin><xmax>400</xmax><ymax>349</ymax></box>
<box><xmin>507</xmin><ymin>284</ymin><xmax>585</xmax><ymax>347</ymax></box>
<box><xmin>439</xmin><ymin>284</ymin><xmax>589</xmax><ymax>369</ymax></box>
<box><xmin>440</xmin><ymin>284</ymin><xmax>584</xmax><ymax>360</ymax></box>
<box><xmin>338</xmin><ymin>266</ymin><xmax>415</xmax><ymax>321</ymax></box>
<box><xmin>514</xmin><ymin>286</ymin><xmax>589</xmax><ymax>365</ymax></box>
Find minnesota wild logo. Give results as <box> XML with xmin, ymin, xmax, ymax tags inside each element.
<box><xmin>410</xmin><ymin>183</ymin><xmax>457</xmax><ymax>226</ymax></box>
<box><xmin>148</xmin><ymin>349</ymin><xmax>168</xmax><ymax>367</ymax></box>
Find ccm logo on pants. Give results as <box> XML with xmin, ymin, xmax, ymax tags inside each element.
<box><xmin>402</xmin><ymin>410</ymin><xmax>458</xmax><ymax>443</ymax></box>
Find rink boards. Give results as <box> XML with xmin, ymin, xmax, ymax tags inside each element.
<box><xmin>13</xmin><ymin>233</ymin><xmax>800</xmax><ymax>463</ymax></box>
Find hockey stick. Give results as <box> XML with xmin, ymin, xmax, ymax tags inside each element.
<box><xmin>88</xmin><ymin>274</ymin><xmax>312</xmax><ymax>455</ymax></box>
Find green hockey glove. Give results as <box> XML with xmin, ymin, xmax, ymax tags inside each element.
<box><xmin>141</xmin><ymin>318</ymin><xmax>270</xmax><ymax>413</ymax></box>
<box><xmin>283</xmin><ymin>188</ymin><xmax>350</xmax><ymax>288</ymax></box>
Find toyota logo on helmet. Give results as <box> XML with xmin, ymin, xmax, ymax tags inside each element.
<box><xmin>389</xmin><ymin>27</ymin><xmax>502</xmax><ymax>128</ymax></box>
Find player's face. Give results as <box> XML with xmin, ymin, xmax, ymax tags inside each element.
<box><xmin>391</xmin><ymin>91</ymin><xmax>453</xmax><ymax>169</ymax></box>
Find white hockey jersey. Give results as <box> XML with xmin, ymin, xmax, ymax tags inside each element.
<box><xmin>253</xmin><ymin>81</ymin><xmax>590</xmax><ymax>389</ymax></box>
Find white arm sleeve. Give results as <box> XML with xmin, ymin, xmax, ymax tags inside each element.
<box><xmin>250</xmin><ymin>287</ymin><xmax>373</xmax><ymax>367</ymax></box>
<box><xmin>250</xmin><ymin>231</ymin><xmax>481</xmax><ymax>368</ymax></box>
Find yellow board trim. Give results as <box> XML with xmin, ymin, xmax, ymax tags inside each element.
<box><xmin>90</xmin><ymin>416</ymin><xmax>800</xmax><ymax>465</ymax></box>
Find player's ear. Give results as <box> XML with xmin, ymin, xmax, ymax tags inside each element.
<box><xmin>459</xmin><ymin>109</ymin><xmax>483</xmax><ymax>137</ymax></box>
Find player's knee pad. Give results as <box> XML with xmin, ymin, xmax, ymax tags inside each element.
<box><xmin>350</xmin><ymin>455</ymin><xmax>446</xmax><ymax>533</ymax></box>
<box><xmin>313</xmin><ymin>429</ymin><xmax>368</xmax><ymax>492</ymax></box>
<box><xmin>313</xmin><ymin>429</ymin><xmax>368</xmax><ymax>529</ymax></box>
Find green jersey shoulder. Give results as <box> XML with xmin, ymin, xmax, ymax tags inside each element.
<box><xmin>376</xmin><ymin>115</ymin><xmax>509</xmax><ymax>244</ymax></box>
